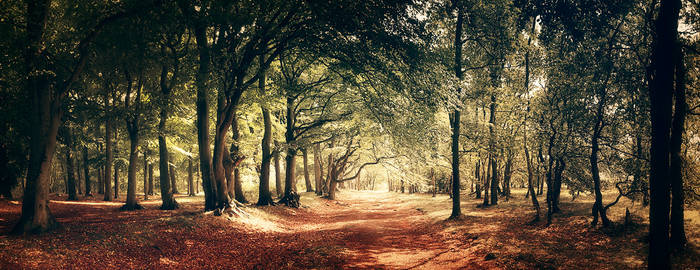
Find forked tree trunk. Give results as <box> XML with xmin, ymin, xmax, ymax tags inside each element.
<box><xmin>591</xmin><ymin>93</ymin><xmax>610</xmax><ymax>227</ymax></box>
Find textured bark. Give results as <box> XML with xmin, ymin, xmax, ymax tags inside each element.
<box><xmin>448</xmin><ymin>6</ymin><xmax>464</xmax><ymax>219</ymax></box>
<box><xmin>188</xmin><ymin>157</ymin><xmax>195</xmax><ymax>196</ymax></box>
<box><xmin>192</xmin><ymin>22</ymin><xmax>215</xmax><ymax>211</ymax></box>
<box><xmin>591</xmin><ymin>92</ymin><xmax>610</xmax><ymax>227</ymax></box>
<box><xmin>489</xmin><ymin>94</ymin><xmax>498</xmax><ymax>206</ymax></box>
<box><xmin>280</xmin><ymin>96</ymin><xmax>300</xmax><ymax>207</ymax></box>
<box><xmin>148</xmin><ymin>163</ymin><xmax>154</xmax><ymax>195</ymax></box>
<box><xmin>231</xmin><ymin>112</ymin><xmax>247</xmax><ymax>203</ymax></box>
<box><xmin>143</xmin><ymin>151</ymin><xmax>148</xmax><ymax>200</ymax></box>
<box><xmin>257</xmin><ymin>106</ymin><xmax>275</xmax><ymax>206</ymax></box>
<box><xmin>670</xmin><ymin>46</ymin><xmax>687</xmax><ymax>250</ymax></box>
<box><xmin>169</xmin><ymin>163</ymin><xmax>178</xmax><ymax>194</ymax></box>
<box><xmin>274</xmin><ymin>142</ymin><xmax>283</xmax><ymax>198</ymax></box>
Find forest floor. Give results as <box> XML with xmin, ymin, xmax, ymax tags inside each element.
<box><xmin>0</xmin><ymin>189</ymin><xmax>698</xmax><ymax>269</ymax></box>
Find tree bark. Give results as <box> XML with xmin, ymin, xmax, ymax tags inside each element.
<box><xmin>280</xmin><ymin>95</ymin><xmax>300</xmax><ymax>207</ymax></box>
<box><xmin>647</xmin><ymin>0</ymin><xmax>680</xmax><ymax>267</ymax></box>
<box><xmin>192</xmin><ymin>22</ymin><xmax>216</xmax><ymax>211</ymax></box>
<box><xmin>274</xmin><ymin>142</ymin><xmax>283</xmax><ymax>198</ymax></box>
<box><xmin>64</xmin><ymin>129</ymin><xmax>77</xmax><ymax>201</ymax></box>
<box><xmin>143</xmin><ymin>151</ymin><xmax>148</xmax><ymax>200</ymax></box>
<box><xmin>314</xmin><ymin>144</ymin><xmax>322</xmax><ymax>196</ymax></box>
<box><xmin>104</xmin><ymin>87</ymin><xmax>113</xmax><ymax>202</ymax></box>
<box><xmin>591</xmin><ymin>91</ymin><xmax>610</xmax><ymax>227</ymax></box>
<box><xmin>670</xmin><ymin>45</ymin><xmax>687</xmax><ymax>250</ymax></box>
<box><xmin>83</xmin><ymin>147</ymin><xmax>91</xmax><ymax>196</ymax></box>
<box><xmin>489</xmin><ymin>94</ymin><xmax>498</xmax><ymax>206</ymax></box>
<box><xmin>232</xmin><ymin>113</ymin><xmax>247</xmax><ymax>203</ymax></box>
<box><xmin>449</xmin><ymin>6</ymin><xmax>464</xmax><ymax>220</ymax></box>
<box><xmin>188</xmin><ymin>157</ymin><xmax>195</xmax><ymax>196</ymax></box>
<box><xmin>257</xmin><ymin>106</ymin><xmax>275</xmax><ymax>206</ymax></box>
<box><xmin>158</xmin><ymin>105</ymin><xmax>178</xmax><ymax>210</ymax></box>
<box><xmin>148</xmin><ymin>163</ymin><xmax>154</xmax><ymax>195</ymax></box>
<box><xmin>303</xmin><ymin>149</ymin><xmax>312</xmax><ymax>192</ymax></box>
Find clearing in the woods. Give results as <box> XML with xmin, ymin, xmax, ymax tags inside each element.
<box><xmin>1</xmin><ymin>190</ymin><xmax>698</xmax><ymax>269</ymax></box>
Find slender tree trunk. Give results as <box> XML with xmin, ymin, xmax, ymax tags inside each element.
<box><xmin>483</xmin><ymin>154</ymin><xmax>491</xmax><ymax>206</ymax></box>
<box><xmin>475</xmin><ymin>160</ymin><xmax>481</xmax><ymax>199</ymax></box>
<box><xmin>449</xmin><ymin>6</ymin><xmax>464</xmax><ymax>220</ymax></box>
<box><xmin>83</xmin><ymin>147</ymin><xmax>91</xmax><ymax>196</ymax></box>
<box><xmin>148</xmin><ymin>163</ymin><xmax>154</xmax><ymax>195</ymax></box>
<box><xmin>303</xmin><ymin>149</ymin><xmax>312</xmax><ymax>192</ymax></box>
<box><xmin>591</xmin><ymin>93</ymin><xmax>610</xmax><ymax>227</ymax></box>
<box><xmin>104</xmin><ymin>89</ymin><xmax>113</xmax><ymax>202</ymax></box>
<box><xmin>489</xmin><ymin>94</ymin><xmax>498</xmax><ymax>205</ymax></box>
<box><xmin>314</xmin><ymin>144</ymin><xmax>322</xmax><ymax>196</ymax></box>
<box><xmin>188</xmin><ymin>157</ymin><xmax>195</xmax><ymax>196</ymax></box>
<box><xmin>143</xmin><ymin>151</ymin><xmax>148</xmax><ymax>200</ymax></box>
<box><xmin>274</xmin><ymin>142</ymin><xmax>283</xmax><ymax>198</ymax></box>
<box><xmin>64</xmin><ymin>130</ymin><xmax>77</xmax><ymax>201</ymax></box>
<box><xmin>670</xmin><ymin>45</ymin><xmax>687</xmax><ymax>250</ymax></box>
<box><xmin>170</xmin><ymin>156</ymin><xmax>179</xmax><ymax>194</ymax></box>
<box><xmin>114</xmin><ymin>164</ymin><xmax>119</xmax><ymax>199</ymax></box>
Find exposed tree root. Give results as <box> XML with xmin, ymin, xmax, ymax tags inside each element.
<box><xmin>119</xmin><ymin>203</ymin><xmax>144</xmax><ymax>211</ymax></box>
<box><xmin>278</xmin><ymin>192</ymin><xmax>300</xmax><ymax>208</ymax></box>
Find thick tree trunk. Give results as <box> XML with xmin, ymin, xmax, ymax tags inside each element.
<box><xmin>13</xmin><ymin>0</ymin><xmax>59</xmax><ymax>234</ymax></box>
<box><xmin>122</xmin><ymin>130</ymin><xmax>142</xmax><ymax>210</ymax></box>
<box><xmin>232</xmin><ymin>112</ymin><xmax>247</xmax><ymax>203</ymax></box>
<box><xmin>647</xmin><ymin>0</ymin><xmax>680</xmax><ymax>268</ymax></box>
<box><xmin>192</xmin><ymin>24</ymin><xmax>216</xmax><ymax>211</ymax></box>
<box><xmin>280</xmin><ymin>95</ymin><xmax>300</xmax><ymax>207</ymax></box>
<box><xmin>257</xmin><ymin>106</ymin><xmax>275</xmax><ymax>206</ymax></box>
<box><xmin>158</xmin><ymin>107</ymin><xmax>178</xmax><ymax>210</ymax></box>
<box><xmin>670</xmin><ymin>46</ymin><xmax>687</xmax><ymax>250</ymax></box>
<box><xmin>449</xmin><ymin>6</ymin><xmax>464</xmax><ymax>220</ymax></box>
<box><xmin>83</xmin><ymin>147</ymin><xmax>91</xmax><ymax>196</ymax></box>
<box><xmin>303</xmin><ymin>149</ymin><xmax>312</xmax><ymax>192</ymax></box>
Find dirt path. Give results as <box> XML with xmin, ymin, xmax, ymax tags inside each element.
<box><xmin>1</xmin><ymin>190</ymin><xmax>698</xmax><ymax>269</ymax></box>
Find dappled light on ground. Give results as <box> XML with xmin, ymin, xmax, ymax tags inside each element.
<box><xmin>1</xmin><ymin>190</ymin><xmax>698</xmax><ymax>269</ymax></box>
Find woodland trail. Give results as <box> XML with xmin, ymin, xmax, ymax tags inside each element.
<box><xmin>1</xmin><ymin>190</ymin><xmax>698</xmax><ymax>269</ymax></box>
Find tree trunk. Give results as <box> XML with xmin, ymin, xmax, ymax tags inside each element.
<box><xmin>83</xmin><ymin>147</ymin><xmax>91</xmax><ymax>196</ymax></box>
<box><xmin>449</xmin><ymin>6</ymin><xmax>464</xmax><ymax>220</ymax></box>
<box><xmin>670</xmin><ymin>45</ymin><xmax>687</xmax><ymax>250</ymax></box>
<box><xmin>143</xmin><ymin>150</ymin><xmax>148</xmax><ymax>200</ymax></box>
<box><xmin>170</xmin><ymin>158</ymin><xmax>179</xmax><ymax>194</ymax></box>
<box><xmin>647</xmin><ymin>0</ymin><xmax>680</xmax><ymax>267</ymax></box>
<box><xmin>158</xmin><ymin>107</ymin><xmax>178</xmax><ymax>210</ymax></box>
<box><xmin>104</xmin><ymin>89</ymin><xmax>113</xmax><ymax>201</ymax></box>
<box><xmin>475</xmin><ymin>160</ymin><xmax>481</xmax><ymax>199</ymax></box>
<box><xmin>148</xmin><ymin>163</ymin><xmax>154</xmax><ymax>195</ymax></box>
<box><xmin>314</xmin><ymin>144</ymin><xmax>322</xmax><ymax>196</ymax></box>
<box><xmin>257</xmin><ymin>106</ymin><xmax>275</xmax><ymax>206</ymax></box>
<box><xmin>303</xmin><ymin>149</ymin><xmax>312</xmax><ymax>192</ymax></box>
<box><xmin>192</xmin><ymin>23</ymin><xmax>216</xmax><ymax>211</ymax></box>
<box><xmin>483</xmin><ymin>155</ymin><xmax>491</xmax><ymax>206</ymax></box>
<box><xmin>13</xmin><ymin>0</ymin><xmax>59</xmax><ymax>234</ymax></box>
<box><xmin>280</xmin><ymin>95</ymin><xmax>300</xmax><ymax>207</ymax></box>
<box><xmin>489</xmin><ymin>94</ymin><xmax>498</xmax><ymax>206</ymax></box>
<box><xmin>591</xmin><ymin>92</ymin><xmax>610</xmax><ymax>227</ymax></box>
<box><xmin>274</xmin><ymin>142</ymin><xmax>283</xmax><ymax>198</ymax></box>
<box><xmin>114</xmin><ymin>164</ymin><xmax>119</xmax><ymax>199</ymax></box>
<box><xmin>232</xmin><ymin>111</ymin><xmax>247</xmax><ymax>203</ymax></box>
<box><xmin>188</xmin><ymin>157</ymin><xmax>195</xmax><ymax>196</ymax></box>
<box><xmin>122</xmin><ymin>129</ymin><xmax>141</xmax><ymax>210</ymax></box>
<box><xmin>64</xmin><ymin>130</ymin><xmax>77</xmax><ymax>201</ymax></box>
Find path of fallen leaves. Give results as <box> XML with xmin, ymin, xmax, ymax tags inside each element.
<box><xmin>0</xmin><ymin>190</ymin><xmax>698</xmax><ymax>269</ymax></box>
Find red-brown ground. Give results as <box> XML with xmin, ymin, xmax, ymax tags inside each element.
<box><xmin>0</xmin><ymin>190</ymin><xmax>698</xmax><ymax>269</ymax></box>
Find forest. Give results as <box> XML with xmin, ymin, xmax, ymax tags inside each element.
<box><xmin>0</xmin><ymin>0</ymin><xmax>699</xmax><ymax>269</ymax></box>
